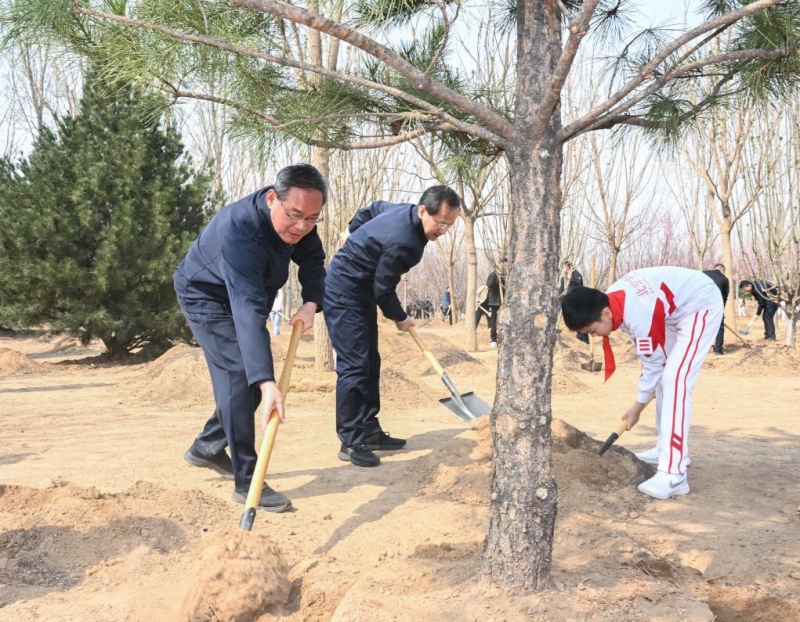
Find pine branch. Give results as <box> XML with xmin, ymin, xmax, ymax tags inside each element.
<box><xmin>578</xmin><ymin>43</ymin><xmax>797</xmax><ymax>136</ymax></box>
<box><xmin>561</xmin><ymin>0</ymin><xmax>791</xmax><ymax>141</ymax></box>
<box><xmin>70</xmin><ymin>5</ymin><xmax>507</xmax><ymax>149</ymax></box>
<box><xmin>229</xmin><ymin>0</ymin><xmax>513</xmax><ymax>139</ymax></box>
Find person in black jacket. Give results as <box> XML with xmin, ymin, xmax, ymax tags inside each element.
<box><xmin>703</xmin><ymin>263</ymin><xmax>730</xmax><ymax>354</ymax></box>
<box><xmin>558</xmin><ymin>261</ymin><xmax>589</xmax><ymax>344</ymax></box>
<box><xmin>740</xmin><ymin>278</ymin><xmax>780</xmax><ymax>340</ymax></box>
<box><xmin>485</xmin><ymin>260</ymin><xmax>506</xmax><ymax>347</ymax></box>
<box><xmin>325</xmin><ymin>186</ymin><xmax>461</xmax><ymax>467</ymax></box>
<box><xmin>174</xmin><ymin>164</ymin><xmax>327</xmax><ymax>512</ymax></box>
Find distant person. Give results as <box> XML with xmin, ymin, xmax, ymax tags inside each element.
<box><xmin>475</xmin><ymin>284</ymin><xmax>490</xmax><ymax>328</ymax></box>
<box><xmin>558</xmin><ymin>261</ymin><xmax>589</xmax><ymax>344</ymax></box>
<box><xmin>442</xmin><ymin>290</ymin><xmax>454</xmax><ymax>324</ymax></box>
<box><xmin>561</xmin><ymin>267</ymin><xmax>723</xmax><ymax>500</ymax></box>
<box><xmin>737</xmin><ymin>298</ymin><xmax>747</xmax><ymax>317</ymax></box>
<box><xmin>175</xmin><ymin>164</ymin><xmax>327</xmax><ymax>513</ymax></box>
<box><xmin>740</xmin><ymin>279</ymin><xmax>779</xmax><ymax>341</ymax></box>
<box><xmin>702</xmin><ymin>263</ymin><xmax>730</xmax><ymax>355</ymax></box>
<box><xmin>485</xmin><ymin>259</ymin><xmax>507</xmax><ymax>348</ymax></box>
<box><xmin>270</xmin><ymin>288</ymin><xmax>284</xmax><ymax>336</ymax></box>
<box><xmin>324</xmin><ymin>186</ymin><xmax>461</xmax><ymax>467</ymax></box>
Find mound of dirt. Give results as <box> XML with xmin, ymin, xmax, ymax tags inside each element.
<box><xmin>733</xmin><ymin>344</ymin><xmax>800</xmax><ymax>375</ymax></box>
<box><xmin>552</xmin><ymin>370</ymin><xmax>588</xmax><ymax>395</ymax></box>
<box><xmin>0</xmin><ymin>481</ymin><xmax>232</xmax><ymax>599</ymax></box>
<box><xmin>380</xmin><ymin>368</ymin><xmax>440</xmax><ymax>406</ymax></box>
<box><xmin>417</xmin><ymin>418</ymin><xmax>653</xmax><ymax>505</ymax></box>
<box><xmin>133</xmin><ymin>345</ymin><xmax>214</xmax><ymax>408</ymax></box>
<box><xmin>0</xmin><ymin>347</ymin><xmax>47</xmax><ymax>375</ymax></box>
<box><xmin>180</xmin><ymin>527</ymin><xmax>290</xmax><ymax>622</ymax></box>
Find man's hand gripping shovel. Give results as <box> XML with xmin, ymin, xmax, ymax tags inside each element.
<box><xmin>239</xmin><ymin>321</ymin><xmax>303</xmax><ymax>532</ymax></box>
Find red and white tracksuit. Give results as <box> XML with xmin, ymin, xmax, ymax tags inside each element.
<box><xmin>604</xmin><ymin>267</ymin><xmax>723</xmax><ymax>475</ymax></box>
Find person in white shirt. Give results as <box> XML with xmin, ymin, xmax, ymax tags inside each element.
<box><xmin>270</xmin><ymin>288</ymin><xmax>284</xmax><ymax>336</ymax></box>
<box><xmin>561</xmin><ymin>267</ymin><xmax>723</xmax><ymax>500</ymax></box>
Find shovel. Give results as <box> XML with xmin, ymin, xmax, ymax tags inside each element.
<box><xmin>239</xmin><ymin>321</ymin><xmax>303</xmax><ymax>532</ymax></box>
<box><xmin>597</xmin><ymin>420</ymin><xmax>628</xmax><ymax>456</ymax></box>
<box><xmin>597</xmin><ymin>394</ymin><xmax>654</xmax><ymax>457</ymax></box>
<box><xmin>407</xmin><ymin>326</ymin><xmax>491</xmax><ymax>423</ymax></box>
<box><xmin>738</xmin><ymin>316</ymin><xmax>758</xmax><ymax>335</ymax></box>
<box><xmin>724</xmin><ymin>322</ymin><xmax>752</xmax><ymax>348</ymax></box>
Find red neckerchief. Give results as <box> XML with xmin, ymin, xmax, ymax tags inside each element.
<box><xmin>603</xmin><ymin>290</ymin><xmax>626</xmax><ymax>382</ymax></box>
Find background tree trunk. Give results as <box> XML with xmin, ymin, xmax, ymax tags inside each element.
<box><xmin>464</xmin><ymin>215</ymin><xmax>478</xmax><ymax>351</ymax></box>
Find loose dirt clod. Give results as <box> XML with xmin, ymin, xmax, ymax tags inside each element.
<box><xmin>180</xmin><ymin>527</ymin><xmax>290</xmax><ymax>622</ymax></box>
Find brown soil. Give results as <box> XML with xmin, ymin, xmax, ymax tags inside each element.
<box><xmin>1</xmin><ymin>317</ymin><xmax>799</xmax><ymax>621</ymax></box>
<box><xmin>180</xmin><ymin>527</ymin><xmax>290</xmax><ymax>622</ymax></box>
<box><xmin>0</xmin><ymin>347</ymin><xmax>48</xmax><ymax>375</ymax></box>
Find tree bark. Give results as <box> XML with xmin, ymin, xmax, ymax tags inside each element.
<box><xmin>481</xmin><ymin>1</ymin><xmax>562</xmax><ymax>591</ymax></box>
<box><xmin>312</xmin><ymin>145</ymin><xmax>335</xmax><ymax>372</ymax></box>
<box><xmin>464</xmin><ymin>215</ymin><xmax>479</xmax><ymax>352</ymax></box>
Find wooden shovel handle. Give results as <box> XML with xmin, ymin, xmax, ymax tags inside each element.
<box><xmin>407</xmin><ymin>326</ymin><xmax>445</xmax><ymax>377</ymax></box>
<box><xmin>244</xmin><ymin>321</ymin><xmax>303</xmax><ymax>511</ymax></box>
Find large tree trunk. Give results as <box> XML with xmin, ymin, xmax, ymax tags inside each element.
<box><xmin>608</xmin><ymin>246</ymin><xmax>619</xmax><ymax>286</ymax></box>
<box><xmin>312</xmin><ymin>146</ymin><xmax>335</xmax><ymax>371</ymax></box>
<box><xmin>720</xmin><ymin>224</ymin><xmax>736</xmax><ymax>331</ymax></box>
<box><xmin>481</xmin><ymin>1</ymin><xmax>562</xmax><ymax>591</ymax></box>
<box><xmin>464</xmin><ymin>215</ymin><xmax>479</xmax><ymax>352</ymax></box>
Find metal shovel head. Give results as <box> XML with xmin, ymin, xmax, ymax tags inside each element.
<box><xmin>580</xmin><ymin>361</ymin><xmax>603</xmax><ymax>372</ymax></box>
<box><xmin>738</xmin><ymin>330</ymin><xmax>750</xmax><ymax>335</ymax></box>
<box><xmin>439</xmin><ymin>391</ymin><xmax>491</xmax><ymax>422</ymax></box>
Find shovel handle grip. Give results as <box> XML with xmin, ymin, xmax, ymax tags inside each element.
<box><xmin>241</xmin><ymin>321</ymin><xmax>303</xmax><ymax>526</ymax></box>
<box><xmin>407</xmin><ymin>326</ymin><xmax>445</xmax><ymax>377</ymax></box>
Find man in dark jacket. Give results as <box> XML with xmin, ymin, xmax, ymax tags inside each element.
<box><xmin>325</xmin><ymin>186</ymin><xmax>461</xmax><ymax>467</ymax></box>
<box><xmin>174</xmin><ymin>164</ymin><xmax>327</xmax><ymax>512</ymax></box>
<box><xmin>485</xmin><ymin>260</ymin><xmax>506</xmax><ymax>347</ymax></box>
<box><xmin>703</xmin><ymin>263</ymin><xmax>730</xmax><ymax>354</ymax></box>
<box><xmin>558</xmin><ymin>261</ymin><xmax>589</xmax><ymax>344</ymax></box>
<box><xmin>740</xmin><ymin>278</ymin><xmax>780</xmax><ymax>341</ymax></box>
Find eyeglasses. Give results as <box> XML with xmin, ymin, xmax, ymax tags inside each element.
<box><xmin>282</xmin><ymin>202</ymin><xmax>323</xmax><ymax>226</ymax></box>
<box><xmin>433</xmin><ymin>219</ymin><xmax>455</xmax><ymax>231</ymax></box>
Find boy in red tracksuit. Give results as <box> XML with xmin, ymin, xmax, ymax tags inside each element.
<box><xmin>561</xmin><ymin>267</ymin><xmax>723</xmax><ymax>500</ymax></box>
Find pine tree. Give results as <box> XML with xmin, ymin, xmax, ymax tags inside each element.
<box><xmin>0</xmin><ymin>69</ymin><xmax>213</xmax><ymax>358</ymax></box>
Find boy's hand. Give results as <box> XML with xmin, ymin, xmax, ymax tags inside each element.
<box><xmin>621</xmin><ymin>401</ymin><xmax>648</xmax><ymax>430</ymax></box>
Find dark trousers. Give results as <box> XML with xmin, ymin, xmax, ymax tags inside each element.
<box><xmin>324</xmin><ymin>290</ymin><xmax>383</xmax><ymax>447</ymax></box>
<box><xmin>762</xmin><ymin>303</ymin><xmax>778</xmax><ymax>339</ymax></box>
<box><xmin>714</xmin><ymin>320</ymin><xmax>724</xmax><ymax>351</ymax></box>
<box><xmin>475</xmin><ymin>304</ymin><xmax>490</xmax><ymax>328</ymax></box>
<box><xmin>487</xmin><ymin>305</ymin><xmax>499</xmax><ymax>342</ymax></box>
<box><xmin>176</xmin><ymin>294</ymin><xmax>260</xmax><ymax>493</ymax></box>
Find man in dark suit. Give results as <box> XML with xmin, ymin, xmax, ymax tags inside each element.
<box><xmin>703</xmin><ymin>263</ymin><xmax>730</xmax><ymax>354</ymax></box>
<box><xmin>175</xmin><ymin>164</ymin><xmax>327</xmax><ymax>512</ymax></box>
<box><xmin>324</xmin><ymin>186</ymin><xmax>461</xmax><ymax>467</ymax></box>
<box><xmin>740</xmin><ymin>278</ymin><xmax>780</xmax><ymax>341</ymax></box>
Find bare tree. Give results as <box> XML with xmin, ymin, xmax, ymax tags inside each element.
<box><xmin>664</xmin><ymin>156</ymin><xmax>718</xmax><ymax>270</ymax></box>
<box><xmin>740</xmin><ymin>104</ymin><xmax>800</xmax><ymax>347</ymax></box>
<box><xmin>586</xmin><ymin>131</ymin><xmax>654</xmax><ymax>285</ymax></box>
<box><xmin>684</xmin><ymin>102</ymin><xmax>780</xmax><ymax>330</ymax></box>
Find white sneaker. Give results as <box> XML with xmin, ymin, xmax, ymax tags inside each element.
<box><xmin>635</xmin><ymin>447</ymin><xmax>691</xmax><ymax>468</ymax></box>
<box><xmin>638</xmin><ymin>471</ymin><xmax>690</xmax><ymax>500</ymax></box>
<box><xmin>490</xmin><ymin>342</ymin><xmax>497</xmax><ymax>348</ymax></box>
<box><xmin>635</xmin><ymin>447</ymin><xmax>659</xmax><ymax>465</ymax></box>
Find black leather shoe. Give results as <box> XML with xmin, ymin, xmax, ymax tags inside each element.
<box><xmin>184</xmin><ymin>446</ymin><xmax>234</xmax><ymax>480</ymax></box>
<box><xmin>338</xmin><ymin>444</ymin><xmax>380</xmax><ymax>467</ymax></box>
<box><xmin>232</xmin><ymin>484</ymin><xmax>292</xmax><ymax>513</ymax></box>
<box><xmin>363</xmin><ymin>431</ymin><xmax>406</xmax><ymax>451</ymax></box>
